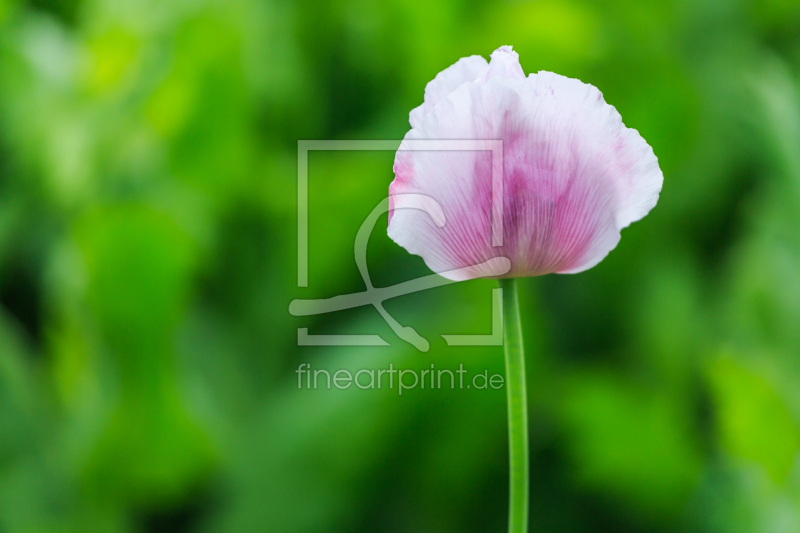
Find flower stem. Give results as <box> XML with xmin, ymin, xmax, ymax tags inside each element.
<box><xmin>499</xmin><ymin>278</ymin><xmax>529</xmax><ymax>533</ymax></box>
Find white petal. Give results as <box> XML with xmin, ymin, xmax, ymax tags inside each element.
<box><xmin>408</xmin><ymin>55</ymin><xmax>488</xmax><ymax>129</ymax></box>
<box><xmin>481</xmin><ymin>45</ymin><xmax>525</xmax><ymax>82</ymax></box>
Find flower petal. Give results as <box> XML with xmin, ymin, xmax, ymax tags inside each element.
<box><xmin>408</xmin><ymin>55</ymin><xmax>488</xmax><ymax>129</ymax></box>
<box><xmin>389</xmin><ymin>50</ymin><xmax>662</xmax><ymax>280</ymax></box>
<box><xmin>481</xmin><ymin>45</ymin><xmax>525</xmax><ymax>82</ymax></box>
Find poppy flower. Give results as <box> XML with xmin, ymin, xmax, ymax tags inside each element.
<box><xmin>388</xmin><ymin>46</ymin><xmax>663</xmax><ymax>280</ymax></box>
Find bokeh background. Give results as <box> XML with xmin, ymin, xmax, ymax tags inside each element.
<box><xmin>1</xmin><ymin>0</ymin><xmax>800</xmax><ymax>531</ymax></box>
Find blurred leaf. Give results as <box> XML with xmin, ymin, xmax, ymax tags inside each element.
<box><xmin>560</xmin><ymin>372</ymin><xmax>701</xmax><ymax>519</ymax></box>
<box><xmin>707</xmin><ymin>355</ymin><xmax>800</xmax><ymax>484</ymax></box>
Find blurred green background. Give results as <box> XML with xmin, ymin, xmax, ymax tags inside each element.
<box><xmin>1</xmin><ymin>0</ymin><xmax>800</xmax><ymax>531</ymax></box>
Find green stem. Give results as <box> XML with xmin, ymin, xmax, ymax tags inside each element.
<box><xmin>499</xmin><ymin>278</ymin><xmax>529</xmax><ymax>533</ymax></box>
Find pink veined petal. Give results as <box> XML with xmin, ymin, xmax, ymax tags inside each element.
<box><xmin>389</xmin><ymin>47</ymin><xmax>663</xmax><ymax>280</ymax></box>
<box><xmin>408</xmin><ymin>55</ymin><xmax>488</xmax><ymax>129</ymax></box>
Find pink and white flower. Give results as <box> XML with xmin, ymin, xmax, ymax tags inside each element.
<box><xmin>388</xmin><ymin>46</ymin><xmax>663</xmax><ymax>280</ymax></box>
